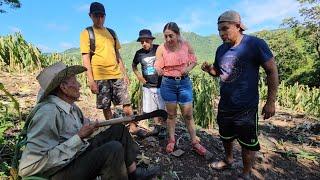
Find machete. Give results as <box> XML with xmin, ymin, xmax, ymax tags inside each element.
<box><xmin>95</xmin><ymin>109</ymin><xmax>168</xmax><ymax>127</ymax></box>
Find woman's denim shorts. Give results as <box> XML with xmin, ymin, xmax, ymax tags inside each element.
<box><xmin>160</xmin><ymin>76</ymin><xmax>193</xmax><ymax>105</ymax></box>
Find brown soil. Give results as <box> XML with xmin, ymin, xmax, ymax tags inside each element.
<box><xmin>1</xmin><ymin>72</ymin><xmax>319</xmax><ymax>180</ymax></box>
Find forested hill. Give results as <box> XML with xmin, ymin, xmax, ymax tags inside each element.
<box><xmin>62</xmin><ymin>32</ymin><xmax>222</xmax><ymax>68</ymax></box>
<box><xmin>61</xmin><ymin>28</ymin><xmax>319</xmax><ymax>86</ymax></box>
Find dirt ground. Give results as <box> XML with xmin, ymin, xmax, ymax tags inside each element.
<box><xmin>1</xmin><ymin>72</ymin><xmax>319</xmax><ymax>180</ymax></box>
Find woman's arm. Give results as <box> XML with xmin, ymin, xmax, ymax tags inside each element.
<box><xmin>182</xmin><ymin>41</ymin><xmax>197</xmax><ymax>75</ymax></box>
<box><xmin>154</xmin><ymin>44</ymin><xmax>165</xmax><ymax>76</ymax></box>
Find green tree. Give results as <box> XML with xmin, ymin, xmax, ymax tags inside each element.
<box><xmin>0</xmin><ymin>0</ymin><xmax>21</xmax><ymax>13</ymax></box>
<box><xmin>283</xmin><ymin>0</ymin><xmax>319</xmax><ymax>58</ymax></box>
<box><xmin>281</xmin><ymin>0</ymin><xmax>320</xmax><ymax>87</ymax></box>
<box><xmin>256</xmin><ymin>29</ymin><xmax>308</xmax><ymax>82</ymax></box>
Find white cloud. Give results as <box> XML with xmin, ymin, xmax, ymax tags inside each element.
<box><xmin>121</xmin><ymin>40</ymin><xmax>130</xmax><ymax>44</ymax></box>
<box><xmin>177</xmin><ymin>11</ymin><xmax>212</xmax><ymax>32</ymax></box>
<box><xmin>235</xmin><ymin>0</ymin><xmax>300</xmax><ymax>30</ymax></box>
<box><xmin>60</xmin><ymin>42</ymin><xmax>74</xmax><ymax>50</ymax></box>
<box><xmin>47</xmin><ymin>23</ymin><xmax>69</xmax><ymax>32</ymax></box>
<box><xmin>76</xmin><ymin>4</ymin><xmax>90</xmax><ymax>12</ymax></box>
<box><xmin>148</xmin><ymin>22</ymin><xmax>166</xmax><ymax>33</ymax></box>
<box><xmin>137</xmin><ymin>9</ymin><xmax>213</xmax><ymax>34</ymax></box>
<box><xmin>9</xmin><ymin>26</ymin><xmax>22</xmax><ymax>33</ymax></box>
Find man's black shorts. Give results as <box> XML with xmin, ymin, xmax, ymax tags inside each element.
<box><xmin>217</xmin><ymin>107</ymin><xmax>260</xmax><ymax>151</ymax></box>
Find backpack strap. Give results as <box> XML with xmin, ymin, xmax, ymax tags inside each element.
<box><xmin>86</xmin><ymin>26</ymin><xmax>119</xmax><ymax>63</ymax></box>
<box><xmin>86</xmin><ymin>26</ymin><xmax>95</xmax><ymax>61</ymax></box>
<box><xmin>106</xmin><ymin>28</ymin><xmax>117</xmax><ymax>50</ymax></box>
<box><xmin>106</xmin><ymin>27</ymin><xmax>120</xmax><ymax>63</ymax></box>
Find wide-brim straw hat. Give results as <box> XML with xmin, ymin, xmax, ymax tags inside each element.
<box><xmin>36</xmin><ymin>62</ymin><xmax>87</xmax><ymax>102</ymax></box>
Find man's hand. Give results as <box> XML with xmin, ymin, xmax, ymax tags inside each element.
<box><xmin>156</xmin><ymin>67</ymin><xmax>164</xmax><ymax>76</ymax></box>
<box><xmin>202</xmin><ymin>62</ymin><xmax>219</xmax><ymax>76</ymax></box>
<box><xmin>78</xmin><ymin>120</ymin><xmax>98</xmax><ymax>139</ymax></box>
<box><xmin>201</xmin><ymin>61</ymin><xmax>211</xmax><ymax>72</ymax></box>
<box><xmin>261</xmin><ymin>101</ymin><xmax>276</xmax><ymax>119</ymax></box>
<box><xmin>124</xmin><ymin>76</ymin><xmax>130</xmax><ymax>86</ymax></box>
<box><xmin>138</xmin><ymin>76</ymin><xmax>147</xmax><ymax>84</ymax></box>
<box><xmin>89</xmin><ymin>81</ymin><xmax>98</xmax><ymax>94</ymax></box>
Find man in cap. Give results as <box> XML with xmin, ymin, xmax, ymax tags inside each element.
<box><xmin>201</xmin><ymin>10</ymin><xmax>279</xmax><ymax>179</ymax></box>
<box><xmin>80</xmin><ymin>2</ymin><xmax>145</xmax><ymax>136</ymax></box>
<box><xmin>132</xmin><ymin>29</ymin><xmax>166</xmax><ymax>138</ymax></box>
<box><xmin>18</xmin><ymin>62</ymin><xmax>160</xmax><ymax>179</ymax></box>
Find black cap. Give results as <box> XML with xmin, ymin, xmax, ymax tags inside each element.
<box><xmin>137</xmin><ymin>29</ymin><xmax>155</xmax><ymax>42</ymax></box>
<box><xmin>89</xmin><ymin>2</ymin><xmax>105</xmax><ymax>15</ymax></box>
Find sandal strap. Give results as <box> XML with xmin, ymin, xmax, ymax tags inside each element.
<box><xmin>166</xmin><ymin>139</ymin><xmax>176</xmax><ymax>153</ymax></box>
<box><xmin>192</xmin><ymin>142</ymin><xmax>207</xmax><ymax>156</ymax></box>
<box><xmin>209</xmin><ymin>159</ymin><xmax>233</xmax><ymax>170</ymax></box>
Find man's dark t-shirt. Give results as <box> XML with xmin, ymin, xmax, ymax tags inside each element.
<box><xmin>214</xmin><ymin>35</ymin><xmax>273</xmax><ymax>111</ymax></box>
<box><xmin>133</xmin><ymin>44</ymin><xmax>161</xmax><ymax>88</ymax></box>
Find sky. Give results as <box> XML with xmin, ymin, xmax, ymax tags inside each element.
<box><xmin>0</xmin><ymin>0</ymin><xmax>301</xmax><ymax>53</ymax></box>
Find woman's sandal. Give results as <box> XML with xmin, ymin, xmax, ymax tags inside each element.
<box><xmin>166</xmin><ymin>139</ymin><xmax>176</xmax><ymax>153</ymax></box>
<box><xmin>209</xmin><ymin>159</ymin><xmax>233</xmax><ymax>170</ymax></box>
<box><xmin>191</xmin><ymin>141</ymin><xmax>207</xmax><ymax>156</ymax></box>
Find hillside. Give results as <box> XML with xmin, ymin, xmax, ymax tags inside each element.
<box><xmin>62</xmin><ymin>32</ymin><xmax>221</xmax><ymax>68</ymax></box>
<box><xmin>1</xmin><ymin>72</ymin><xmax>319</xmax><ymax>179</ymax></box>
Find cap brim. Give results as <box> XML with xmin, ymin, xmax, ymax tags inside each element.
<box><xmin>38</xmin><ymin>65</ymin><xmax>87</xmax><ymax>102</ymax></box>
<box><xmin>240</xmin><ymin>23</ymin><xmax>247</xmax><ymax>31</ymax></box>
<box><xmin>218</xmin><ymin>20</ymin><xmax>247</xmax><ymax>31</ymax></box>
<box><xmin>136</xmin><ymin>36</ymin><xmax>155</xmax><ymax>42</ymax></box>
<box><xmin>91</xmin><ymin>11</ymin><xmax>106</xmax><ymax>15</ymax></box>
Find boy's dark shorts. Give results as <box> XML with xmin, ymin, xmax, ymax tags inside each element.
<box><xmin>217</xmin><ymin>107</ymin><xmax>260</xmax><ymax>151</ymax></box>
<box><xmin>96</xmin><ymin>79</ymin><xmax>131</xmax><ymax>109</ymax></box>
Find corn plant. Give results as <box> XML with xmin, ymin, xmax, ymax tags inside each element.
<box><xmin>129</xmin><ymin>74</ymin><xmax>143</xmax><ymax>113</ymax></box>
<box><xmin>129</xmin><ymin>74</ymin><xmax>219</xmax><ymax>128</ymax></box>
<box><xmin>0</xmin><ymin>33</ymin><xmax>44</xmax><ymax>72</ymax></box>
<box><xmin>191</xmin><ymin>74</ymin><xmax>219</xmax><ymax>128</ymax></box>
<box><xmin>260</xmin><ymin>79</ymin><xmax>320</xmax><ymax>118</ymax></box>
<box><xmin>0</xmin><ymin>83</ymin><xmax>22</xmax><ymax>178</ymax></box>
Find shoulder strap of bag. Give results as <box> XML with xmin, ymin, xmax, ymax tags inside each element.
<box><xmin>106</xmin><ymin>27</ymin><xmax>119</xmax><ymax>63</ymax></box>
<box><xmin>86</xmin><ymin>26</ymin><xmax>95</xmax><ymax>61</ymax></box>
<box><xmin>86</xmin><ymin>26</ymin><xmax>119</xmax><ymax>63</ymax></box>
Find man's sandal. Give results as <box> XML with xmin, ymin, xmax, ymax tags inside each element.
<box><xmin>166</xmin><ymin>139</ymin><xmax>176</xmax><ymax>153</ymax></box>
<box><xmin>191</xmin><ymin>141</ymin><xmax>207</xmax><ymax>156</ymax></box>
<box><xmin>209</xmin><ymin>159</ymin><xmax>233</xmax><ymax>170</ymax></box>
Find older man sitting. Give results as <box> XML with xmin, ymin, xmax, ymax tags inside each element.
<box><xmin>18</xmin><ymin>62</ymin><xmax>159</xmax><ymax>180</ymax></box>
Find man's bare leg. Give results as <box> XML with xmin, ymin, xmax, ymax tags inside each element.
<box><xmin>103</xmin><ymin>108</ymin><xmax>113</xmax><ymax>120</ymax></box>
<box><xmin>239</xmin><ymin>147</ymin><xmax>255</xmax><ymax>179</ymax></box>
<box><xmin>210</xmin><ymin>141</ymin><xmax>234</xmax><ymax>169</ymax></box>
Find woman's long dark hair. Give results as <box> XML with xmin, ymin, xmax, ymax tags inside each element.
<box><xmin>163</xmin><ymin>22</ymin><xmax>180</xmax><ymax>35</ymax></box>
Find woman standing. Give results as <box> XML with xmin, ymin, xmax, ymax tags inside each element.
<box><xmin>154</xmin><ymin>22</ymin><xmax>208</xmax><ymax>156</ymax></box>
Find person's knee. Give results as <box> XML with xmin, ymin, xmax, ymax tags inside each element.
<box><xmin>183</xmin><ymin>113</ymin><xmax>193</xmax><ymax>121</ymax></box>
<box><xmin>103</xmin><ymin>141</ymin><xmax>123</xmax><ymax>154</ymax></box>
<box><xmin>168</xmin><ymin>114</ymin><xmax>177</xmax><ymax>120</ymax></box>
<box><xmin>167</xmin><ymin>111</ymin><xmax>177</xmax><ymax>119</ymax></box>
<box><xmin>110</xmin><ymin>124</ymin><xmax>126</xmax><ymax>131</ymax></box>
<box><xmin>103</xmin><ymin>108</ymin><xmax>113</xmax><ymax>119</ymax></box>
<box><xmin>123</xmin><ymin>104</ymin><xmax>132</xmax><ymax>111</ymax></box>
